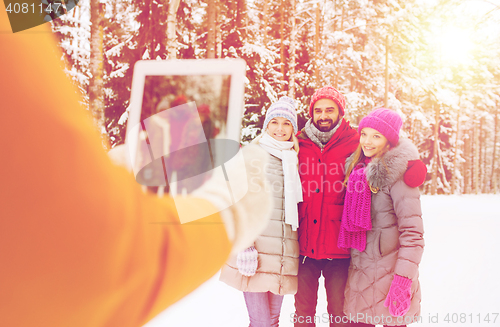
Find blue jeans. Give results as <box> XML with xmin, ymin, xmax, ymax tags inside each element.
<box><xmin>294</xmin><ymin>256</ymin><xmax>350</xmax><ymax>327</ymax></box>
<box><xmin>244</xmin><ymin>291</ymin><xmax>284</xmax><ymax>327</ymax></box>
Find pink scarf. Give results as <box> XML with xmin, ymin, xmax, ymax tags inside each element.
<box><xmin>337</xmin><ymin>165</ymin><xmax>372</xmax><ymax>252</ymax></box>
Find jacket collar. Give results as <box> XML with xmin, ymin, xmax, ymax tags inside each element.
<box><xmin>297</xmin><ymin>118</ymin><xmax>353</xmax><ymax>151</ymax></box>
<box><xmin>363</xmin><ymin>139</ymin><xmax>420</xmax><ymax>189</ymax></box>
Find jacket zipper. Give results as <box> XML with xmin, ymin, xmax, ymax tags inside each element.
<box><xmin>280</xmin><ymin>216</ymin><xmax>285</xmax><ymax>294</ymax></box>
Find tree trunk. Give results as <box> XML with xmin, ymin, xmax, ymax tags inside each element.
<box><xmin>236</xmin><ymin>0</ymin><xmax>248</xmax><ymax>30</ymax></box>
<box><xmin>481</xmin><ymin>116</ymin><xmax>488</xmax><ymax>193</ymax></box>
<box><xmin>438</xmin><ymin>138</ymin><xmax>451</xmax><ymax>192</ymax></box>
<box><xmin>409</xmin><ymin>117</ymin><xmax>415</xmax><ymax>143</ymax></box>
<box><xmin>474</xmin><ymin>119</ymin><xmax>480</xmax><ymax>194</ymax></box>
<box><xmin>288</xmin><ymin>0</ymin><xmax>296</xmax><ymax>99</ymax></box>
<box><xmin>89</xmin><ymin>0</ymin><xmax>107</xmax><ymax>147</ymax></box>
<box><xmin>262</xmin><ymin>0</ymin><xmax>269</xmax><ymax>46</ymax></box>
<box><xmin>332</xmin><ymin>3</ymin><xmax>342</xmax><ymax>87</ymax></box>
<box><xmin>167</xmin><ymin>0</ymin><xmax>180</xmax><ymax>59</ymax></box>
<box><xmin>340</xmin><ymin>5</ymin><xmax>344</xmax><ymax>30</ymax></box>
<box><xmin>207</xmin><ymin>0</ymin><xmax>216</xmax><ymax>59</ymax></box>
<box><xmin>314</xmin><ymin>3</ymin><xmax>320</xmax><ymax>81</ymax></box>
<box><xmin>479</xmin><ymin>116</ymin><xmax>483</xmax><ymax>192</ymax></box>
<box><xmin>451</xmin><ymin>108</ymin><xmax>461</xmax><ymax>194</ymax></box>
<box><xmin>430</xmin><ymin>103</ymin><xmax>440</xmax><ymax>195</ymax></box>
<box><xmin>464</xmin><ymin>130</ymin><xmax>471</xmax><ymax>194</ymax></box>
<box><xmin>384</xmin><ymin>35</ymin><xmax>389</xmax><ymax>107</ymax></box>
<box><xmin>280</xmin><ymin>0</ymin><xmax>285</xmax><ymax>90</ymax></box>
<box><xmin>491</xmin><ymin>105</ymin><xmax>499</xmax><ymax>193</ymax></box>
<box><xmin>216</xmin><ymin>2</ymin><xmax>222</xmax><ymax>58</ymax></box>
<box><xmin>332</xmin><ymin>0</ymin><xmax>337</xmax><ymax>32</ymax></box>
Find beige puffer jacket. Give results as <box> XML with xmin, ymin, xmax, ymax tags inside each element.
<box><xmin>343</xmin><ymin>139</ymin><xmax>425</xmax><ymax>326</ymax></box>
<box><xmin>219</xmin><ymin>146</ymin><xmax>300</xmax><ymax>295</ymax></box>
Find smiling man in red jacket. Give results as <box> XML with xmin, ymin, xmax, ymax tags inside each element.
<box><xmin>294</xmin><ymin>86</ymin><xmax>359</xmax><ymax>327</ymax></box>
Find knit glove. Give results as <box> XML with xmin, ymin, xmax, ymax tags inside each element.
<box><xmin>384</xmin><ymin>275</ymin><xmax>412</xmax><ymax>317</ymax></box>
<box><xmin>192</xmin><ymin>144</ymin><xmax>273</xmax><ymax>254</ymax></box>
<box><xmin>236</xmin><ymin>246</ymin><xmax>258</xmax><ymax>276</ymax></box>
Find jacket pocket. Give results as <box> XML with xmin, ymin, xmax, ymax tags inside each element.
<box><xmin>378</xmin><ymin>225</ymin><xmax>400</xmax><ymax>257</ymax></box>
<box><xmin>326</xmin><ymin>204</ymin><xmax>346</xmax><ymax>254</ymax></box>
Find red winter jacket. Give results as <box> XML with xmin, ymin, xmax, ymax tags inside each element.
<box><xmin>297</xmin><ymin>119</ymin><xmax>359</xmax><ymax>259</ymax></box>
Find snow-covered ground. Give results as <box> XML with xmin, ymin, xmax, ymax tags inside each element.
<box><xmin>144</xmin><ymin>195</ymin><xmax>500</xmax><ymax>327</ymax></box>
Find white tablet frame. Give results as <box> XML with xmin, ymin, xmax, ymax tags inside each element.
<box><xmin>125</xmin><ymin>59</ymin><xmax>246</xmax><ymax>171</ymax></box>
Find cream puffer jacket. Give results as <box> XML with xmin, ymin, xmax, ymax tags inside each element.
<box><xmin>219</xmin><ymin>148</ymin><xmax>300</xmax><ymax>295</ymax></box>
<box><xmin>343</xmin><ymin>139</ymin><xmax>425</xmax><ymax>326</ymax></box>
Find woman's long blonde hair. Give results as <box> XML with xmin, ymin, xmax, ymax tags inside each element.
<box><xmin>343</xmin><ymin>144</ymin><xmax>366</xmax><ymax>186</ymax></box>
<box><xmin>290</xmin><ymin>133</ymin><xmax>300</xmax><ymax>154</ymax></box>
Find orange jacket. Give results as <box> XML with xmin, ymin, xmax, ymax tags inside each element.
<box><xmin>0</xmin><ymin>9</ymin><xmax>231</xmax><ymax>327</ymax></box>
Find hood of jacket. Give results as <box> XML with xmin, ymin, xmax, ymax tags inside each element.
<box><xmin>346</xmin><ymin>138</ymin><xmax>420</xmax><ymax>189</ymax></box>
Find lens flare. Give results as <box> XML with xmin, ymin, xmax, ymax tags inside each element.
<box><xmin>437</xmin><ymin>26</ymin><xmax>475</xmax><ymax>66</ymax></box>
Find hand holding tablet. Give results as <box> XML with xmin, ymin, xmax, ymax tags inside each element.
<box><xmin>124</xmin><ymin>59</ymin><xmax>257</xmax><ymax>224</ymax></box>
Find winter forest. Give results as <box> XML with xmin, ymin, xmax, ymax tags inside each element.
<box><xmin>49</xmin><ymin>0</ymin><xmax>500</xmax><ymax>195</ymax></box>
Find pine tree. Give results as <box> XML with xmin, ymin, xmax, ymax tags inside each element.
<box><xmin>49</xmin><ymin>0</ymin><xmax>500</xmax><ymax>195</ymax></box>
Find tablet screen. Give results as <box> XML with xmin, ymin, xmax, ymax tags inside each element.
<box><xmin>137</xmin><ymin>74</ymin><xmax>230</xmax><ymax>195</ymax></box>
<box><xmin>140</xmin><ymin>74</ymin><xmax>230</xmax><ymax>131</ymax></box>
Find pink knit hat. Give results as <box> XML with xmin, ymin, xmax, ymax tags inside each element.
<box><xmin>308</xmin><ymin>86</ymin><xmax>346</xmax><ymax>117</ymax></box>
<box><xmin>358</xmin><ymin>108</ymin><xmax>403</xmax><ymax>146</ymax></box>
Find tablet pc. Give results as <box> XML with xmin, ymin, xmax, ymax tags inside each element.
<box><xmin>125</xmin><ymin>59</ymin><xmax>246</xmax><ymax>197</ymax></box>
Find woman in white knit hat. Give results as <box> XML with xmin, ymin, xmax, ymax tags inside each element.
<box><xmin>220</xmin><ymin>96</ymin><xmax>302</xmax><ymax>327</ymax></box>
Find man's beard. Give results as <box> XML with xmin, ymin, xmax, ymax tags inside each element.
<box><xmin>314</xmin><ymin>118</ymin><xmax>339</xmax><ymax>132</ymax></box>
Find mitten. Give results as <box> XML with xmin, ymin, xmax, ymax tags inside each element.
<box><xmin>384</xmin><ymin>275</ymin><xmax>412</xmax><ymax>317</ymax></box>
<box><xmin>404</xmin><ymin>159</ymin><xmax>427</xmax><ymax>188</ymax></box>
<box><xmin>192</xmin><ymin>144</ymin><xmax>273</xmax><ymax>254</ymax></box>
<box><xmin>236</xmin><ymin>246</ymin><xmax>258</xmax><ymax>276</ymax></box>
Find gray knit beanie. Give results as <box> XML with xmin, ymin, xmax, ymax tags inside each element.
<box><xmin>263</xmin><ymin>96</ymin><xmax>298</xmax><ymax>134</ymax></box>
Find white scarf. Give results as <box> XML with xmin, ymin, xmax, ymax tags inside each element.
<box><xmin>258</xmin><ymin>133</ymin><xmax>303</xmax><ymax>231</ymax></box>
